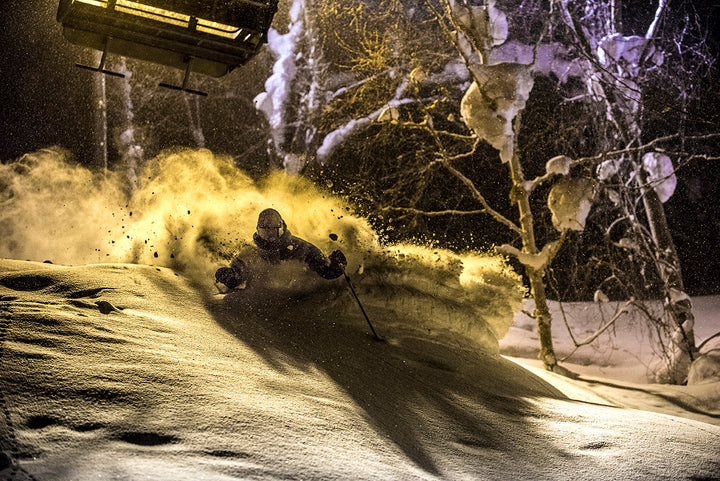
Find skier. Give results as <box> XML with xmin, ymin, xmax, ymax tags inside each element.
<box><xmin>215</xmin><ymin>208</ymin><xmax>347</xmax><ymax>291</ymax></box>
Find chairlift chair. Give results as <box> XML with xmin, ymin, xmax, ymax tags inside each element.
<box><xmin>57</xmin><ymin>0</ymin><xmax>279</xmax><ymax>95</ymax></box>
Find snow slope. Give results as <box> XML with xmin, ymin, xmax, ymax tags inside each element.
<box><xmin>1</xmin><ymin>148</ymin><xmax>719</xmax><ymax>479</ymax></box>
<box><xmin>1</xmin><ymin>259</ymin><xmax>719</xmax><ymax>481</ymax></box>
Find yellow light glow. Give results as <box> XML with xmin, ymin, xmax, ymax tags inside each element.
<box><xmin>116</xmin><ymin>0</ymin><xmax>190</xmax><ymax>28</ymax></box>
<box><xmin>72</xmin><ymin>0</ymin><xmax>250</xmax><ymax>41</ymax></box>
<box><xmin>75</xmin><ymin>0</ymin><xmax>109</xmax><ymax>7</ymax></box>
<box><xmin>197</xmin><ymin>19</ymin><xmax>242</xmax><ymax>39</ymax></box>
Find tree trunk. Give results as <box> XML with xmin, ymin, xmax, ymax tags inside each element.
<box><xmin>640</xmin><ymin>170</ymin><xmax>698</xmax><ymax>381</ymax></box>
<box><xmin>528</xmin><ymin>268</ymin><xmax>557</xmax><ymax>370</ymax></box>
<box><xmin>183</xmin><ymin>95</ymin><xmax>206</xmax><ymax>148</ymax></box>
<box><xmin>507</xmin><ymin>117</ymin><xmax>558</xmax><ymax>371</ymax></box>
<box><xmin>118</xmin><ymin>59</ymin><xmax>142</xmax><ymax>190</ymax></box>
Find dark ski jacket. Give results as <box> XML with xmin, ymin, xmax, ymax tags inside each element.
<box><xmin>253</xmin><ymin>230</ymin><xmax>344</xmax><ymax>280</ymax></box>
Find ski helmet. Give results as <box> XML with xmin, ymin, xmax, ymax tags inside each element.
<box><xmin>257</xmin><ymin>208</ymin><xmax>285</xmax><ymax>241</ymax></box>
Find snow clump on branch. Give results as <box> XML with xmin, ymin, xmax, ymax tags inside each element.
<box><xmin>451</xmin><ymin>2</ymin><xmax>583</xmax><ymax>164</ymax></box>
<box><xmin>597</xmin><ymin>34</ymin><xmax>664</xmax><ymax>78</ymax></box>
<box><xmin>253</xmin><ymin>0</ymin><xmax>306</xmax><ymax>168</ymax></box>
<box><xmin>460</xmin><ymin>64</ymin><xmax>534</xmax><ymax>163</ymax></box>
<box><xmin>642</xmin><ymin>152</ymin><xmax>677</xmax><ymax>203</ymax></box>
<box><xmin>548</xmin><ymin>178</ymin><xmax>596</xmax><ymax>232</ymax></box>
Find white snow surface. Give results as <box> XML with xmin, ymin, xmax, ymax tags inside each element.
<box><xmin>1</xmin><ymin>149</ymin><xmax>719</xmax><ymax>480</ymax></box>
<box><xmin>1</xmin><ymin>259</ymin><xmax>719</xmax><ymax>481</ymax></box>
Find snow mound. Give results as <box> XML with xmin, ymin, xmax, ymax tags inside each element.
<box><xmin>689</xmin><ymin>352</ymin><xmax>720</xmax><ymax>385</ymax></box>
<box><xmin>351</xmin><ymin>245</ymin><xmax>524</xmax><ymax>350</ymax></box>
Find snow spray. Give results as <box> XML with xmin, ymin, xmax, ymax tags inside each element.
<box><xmin>0</xmin><ymin>147</ymin><xmax>524</xmax><ymax>350</ymax></box>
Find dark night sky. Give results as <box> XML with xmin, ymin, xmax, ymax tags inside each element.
<box><xmin>1</xmin><ymin>0</ymin><xmax>99</xmax><ymax>163</ymax></box>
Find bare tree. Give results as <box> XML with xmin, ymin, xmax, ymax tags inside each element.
<box><xmin>424</xmin><ymin>0</ymin><xmax>607</xmax><ymax>371</ymax></box>
<box><xmin>255</xmin><ymin>0</ymin><xmax>461</xmax><ymax>172</ymax></box>
<box><xmin>550</xmin><ymin>0</ymin><xmax>719</xmax><ymax>382</ymax></box>
<box><xmin>254</xmin><ymin>0</ymin><xmax>718</xmax><ymax>377</ymax></box>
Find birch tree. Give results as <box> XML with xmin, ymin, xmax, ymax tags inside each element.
<box><xmin>551</xmin><ymin>0</ymin><xmax>719</xmax><ymax>382</ymax></box>
<box><xmin>406</xmin><ymin>0</ymin><xmax>717</xmax><ymax>378</ymax></box>
<box><xmin>427</xmin><ymin>0</ymin><xmax>602</xmax><ymax>371</ymax></box>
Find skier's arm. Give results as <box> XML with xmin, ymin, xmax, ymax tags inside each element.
<box><xmin>298</xmin><ymin>241</ymin><xmax>346</xmax><ymax>280</ymax></box>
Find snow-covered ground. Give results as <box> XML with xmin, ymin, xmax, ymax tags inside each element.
<box><xmin>0</xmin><ymin>258</ymin><xmax>718</xmax><ymax>481</ymax></box>
<box><xmin>501</xmin><ymin>297</ymin><xmax>720</xmax><ymax>424</ymax></box>
<box><xmin>1</xmin><ymin>149</ymin><xmax>718</xmax><ymax>480</ymax></box>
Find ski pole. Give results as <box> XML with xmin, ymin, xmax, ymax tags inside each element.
<box><xmin>341</xmin><ymin>266</ymin><xmax>382</xmax><ymax>341</ymax></box>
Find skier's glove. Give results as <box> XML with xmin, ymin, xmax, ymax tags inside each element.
<box><xmin>329</xmin><ymin>250</ymin><xmax>347</xmax><ymax>268</ymax></box>
<box><xmin>219</xmin><ymin>258</ymin><xmax>247</xmax><ymax>287</ymax></box>
<box><xmin>216</xmin><ymin>267</ymin><xmax>245</xmax><ymax>289</ymax></box>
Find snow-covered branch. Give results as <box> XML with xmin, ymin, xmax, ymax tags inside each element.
<box><xmin>526</xmin><ymin>155</ymin><xmax>574</xmax><ymax>193</ymax></box>
<box><xmin>497</xmin><ymin>232</ymin><xmax>567</xmax><ymax>272</ymax></box>
<box><xmin>698</xmin><ymin>331</ymin><xmax>720</xmax><ymax>351</ymax></box>
<box><xmin>381</xmin><ymin>206</ymin><xmax>488</xmax><ymax>218</ymax></box>
<box><xmin>328</xmin><ymin>69</ymin><xmax>394</xmax><ymax>101</ymax></box>
<box><xmin>573</xmin><ymin>133</ymin><xmax>720</xmax><ymax>167</ymax></box>
<box><xmin>316</xmin><ymin>96</ymin><xmax>438</xmax><ymax>163</ymax></box>
<box><xmin>646</xmin><ymin>0</ymin><xmax>668</xmax><ymax>40</ymax></box>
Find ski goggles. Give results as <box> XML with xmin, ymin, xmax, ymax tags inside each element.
<box><xmin>257</xmin><ymin>225</ymin><xmax>283</xmax><ymax>240</ymax></box>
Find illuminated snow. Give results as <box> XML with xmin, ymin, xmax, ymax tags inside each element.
<box><xmin>460</xmin><ymin>64</ymin><xmax>534</xmax><ymax>163</ymax></box>
<box><xmin>547</xmin><ymin>177</ymin><xmax>596</xmax><ymax>231</ymax></box>
<box><xmin>0</xmin><ymin>149</ymin><xmax>718</xmax><ymax>481</ymax></box>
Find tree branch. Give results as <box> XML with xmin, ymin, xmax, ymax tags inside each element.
<box><xmin>316</xmin><ymin>96</ymin><xmax>439</xmax><ymax>162</ymax></box>
<box><xmin>646</xmin><ymin>0</ymin><xmax>668</xmax><ymax>40</ymax></box>
<box><xmin>698</xmin><ymin>331</ymin><xmax>720</xmax><ymax>351</ymax></box>
<box><xmin>380</xmin><ymin>206</ymin><xmax>488</xmax><ymax>217</ymax></box>
<box><xmin>437</xmin><ymin>157</ymin><xmax>523</xmax><ymax>235</ymax></box>
<box><xmin>329</xmin><ymin>69</ymin><xmax>394</xmax><ymax>101</ymax></box>
<box><xmin>573</xmin><ymin>133</ymin><xmax>720</xmax><ymax>167</ymax></box>
<box><xmin>417</xmin><ymin>111</ymin><xmax>522</xmax><ymax>235</ymax></box>
<box><xmin>560</xmin><ymin>300</ymin><xmax>635</xmax><ymax>361</ymax></box>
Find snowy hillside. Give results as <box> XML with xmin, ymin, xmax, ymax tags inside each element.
<box><xmin>1</xmin><ymin>148</ymin><xmax>719</xmax><ymax>480</ymax></box>
<box><xmin>1</xmin><ymin>258</ymin><xmax>719</xmax><ymax>481</ymax></box>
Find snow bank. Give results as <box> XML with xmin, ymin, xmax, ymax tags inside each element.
<box><xmin>346</xmin><ymin>244</ymin><xmax>524</xmax><ymax>351</ymax></box>
<box><xmin>0</xmin><ymin>148</ymin><xmax>524</xmax><ymax>351</ymax></box>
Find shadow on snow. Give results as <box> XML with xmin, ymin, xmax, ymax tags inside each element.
<box><xmin>206</xmin><ymin>282</ymin><xmax>570</xmax><ymax>476</ymax></box>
